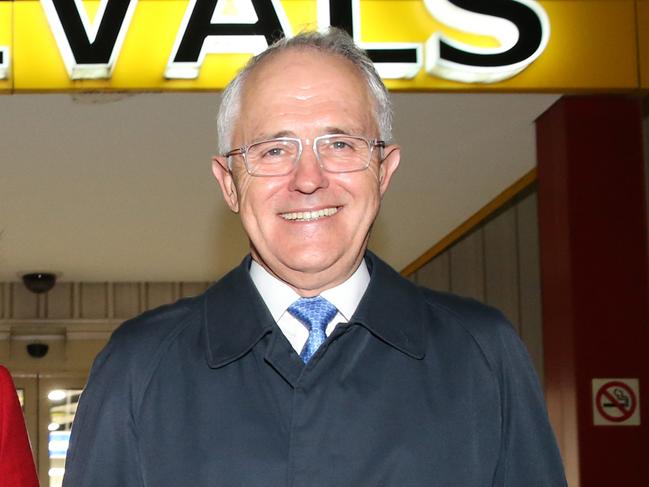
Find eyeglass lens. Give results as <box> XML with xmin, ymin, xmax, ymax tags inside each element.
<box><xmin>246</xmin><ymin>135</ymin><xmax>373</xmax><ymax>176</ymax></box>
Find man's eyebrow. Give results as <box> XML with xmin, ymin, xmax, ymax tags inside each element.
<box><xmin>322</xmin><ymin>127</ymin><xmax>354</xmax><ymax>135</ymax></box>
<box><xmin>253</xmin><ymin>127</ymin><xmax>361</xmax><ymax>141</ymax></box>
<box><xmin>269</xmin><ymin>130</ymin><xmax>297</xmax><ymax>139</ymax></box>
<box><xmin>247</xmin><ymin>131</ymin><xmax>296</xmax><ymax>143</ymax></box>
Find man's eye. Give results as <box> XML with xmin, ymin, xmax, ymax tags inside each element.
<box><xmin>265</xmin><ymin>147</ymin><xmax>284</xmax><ymax>157</ymax></box>
<box><xmin>331</xmin><ymin>139</ymin><xmax>353</xmax><ymax>150</ymax></box>
<box><xmin>257</xmin><ymin>145</ymin><xmax>291</xmax><ymax>159</ymax></box>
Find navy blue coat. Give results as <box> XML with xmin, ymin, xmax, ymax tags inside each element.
<box><xmin>63</xmin><ymin>252</ymin><xmax>566</xmax><ymax>486</ymax></box>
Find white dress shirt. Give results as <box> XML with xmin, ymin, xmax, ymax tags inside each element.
<box><xmin>249</xmin><ymin>259</ymin><xmax>370</xmax><ymax>354</ymax></box>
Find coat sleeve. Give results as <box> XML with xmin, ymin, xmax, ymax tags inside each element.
<box><xmin>62</xmin><ymin>334</ymin><xmax>145</xmax><ymax>487</ymax></box>
<box><xmin>0</xmin><ymin>366</ymin><xmax>40</xmax><ymax>487</ymax></box>
<box><xmin>491</xmin><ymin>322</ymin><xmax>567</xmax><ymax>487</ymax></box>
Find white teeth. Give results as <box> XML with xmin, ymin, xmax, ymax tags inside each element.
<box><xmin>281</xmin><ymin>207</ymin><xmax>339</xmax><ymax>222</ymax></box>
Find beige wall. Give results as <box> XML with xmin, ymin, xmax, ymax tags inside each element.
<box><xmin>406</xmin><ymin>188</ymin><xmax>544</xmax><ymax>384</ymax></box>
<box><xmin>0</xmin><ymin>282</ymin><xmax>210</xmax><ymax>374</ymax></box>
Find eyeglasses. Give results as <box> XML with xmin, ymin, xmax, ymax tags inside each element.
<box><xmin>225</xmin><ymin>134</ymin><xmax>385</xmax><ymax>177</ymax></box>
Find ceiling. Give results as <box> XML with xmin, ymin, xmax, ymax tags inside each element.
<box><xmin>0</xmin><ymin>92</ymin><xmax>559</xmax><ymax>282</ymax></box>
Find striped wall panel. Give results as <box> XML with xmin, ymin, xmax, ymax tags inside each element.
<box><xmin>409</xmin><ymin>188</ymin><xmax>544</xmax><ymax>383</ymax></box>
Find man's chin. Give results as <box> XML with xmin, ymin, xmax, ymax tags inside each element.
<box><xmin>253</xmin><ymin>250</ymin><xmax>347</xmax><ymax>285</ymax></box>
<box><xmin>283</xmin><ymin>254</ymin><xmax>343</xmax><ymax>277</ymax></box>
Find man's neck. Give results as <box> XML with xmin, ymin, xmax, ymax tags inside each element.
<box><xmin>249</xmin><ymin>257</ymin><xmax>371</xmax><ymax>323</ymax></box>
<box><xmin>249</xmin><ymin>247</ymin><xmax>368</xmax><ymax>297</ymax></box>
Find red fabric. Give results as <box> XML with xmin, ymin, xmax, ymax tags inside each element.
<box><xmin>0</xmin><ymin>366</ymin><xmax>39</xmax><ymax>487</ymax></box>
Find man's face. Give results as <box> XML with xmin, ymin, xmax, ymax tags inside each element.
<box><xmin>213</xmin><ymin>49</ymin><xmax>400</xmax><ymax>295</ymax></box>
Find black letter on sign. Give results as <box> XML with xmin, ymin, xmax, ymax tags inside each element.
<box><xmin>0</xmin><ymin>47</ymin><xmax>7</xmax><ymax>80</ymax></box>
<box><xmin>442</xmin><ymin>0</ymin><xmax>544</xmax><ymax>67</ymax></box>
<box><xmin>41</xmin><ymin>0</ymin><xmax>137</xmax><ymax>79</ymax></box>
<box><xmin>425</xmin><ymin>0</ymin><xmax>549</xmax><ymax>82</ymax></box>
<box><xmin>329</xmin><ymin>0</ymin><xmax>419</xmax><ymax>69</ymax></box>
<box><xmin>173</xmin><ymin>0</ymin><xmax>285</xmax><ymax>63</ymax></box>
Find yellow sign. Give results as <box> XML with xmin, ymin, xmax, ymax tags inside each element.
<box><xmin>0</xmin><ymin>2</ymin><xmax>11</xmax><ymax>92</ymax></box>
<box><xmin>0</xmin><ymin>0</ymin><xmax>644</xmax><ymax>92</ymax></box>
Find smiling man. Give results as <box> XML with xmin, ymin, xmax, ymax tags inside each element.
<box><xmin>63</xmin><ymin>30</ymin><xmax>566</xmax><ymax>487</ymax></box>
<box><xmin>212</xmin><ymin>38</ymin><xmax>398</xmax><ymax>297</ymax></box>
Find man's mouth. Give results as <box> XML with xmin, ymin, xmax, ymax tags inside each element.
<box><xmin>280</xmin><ymin>207</ymin><xmax>339</xmax><ymax>222</ymax></box>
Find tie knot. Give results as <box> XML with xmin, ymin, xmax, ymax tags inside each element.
<box><xmin>287</xmin><ymin>296</ymin><xmax>337</xmax><ymax>333</ymax></box>
<box><xmin>287</xmin><ymin>296</ymin><xmax>338</xmax><ymax>363</ymax></box>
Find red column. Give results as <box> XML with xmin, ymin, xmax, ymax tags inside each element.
<box><xmin>536</xmin><ymin>96</ymin><xmax>649</xmax><ymax>487</ymax></box>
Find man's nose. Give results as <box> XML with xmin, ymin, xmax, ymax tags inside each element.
<box><xmin>288</xmin><ymin>145</ymin><xmax>329</xmax><ymax>193</ymax></box>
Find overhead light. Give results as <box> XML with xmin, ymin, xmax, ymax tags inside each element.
<box><xmin>48</xmin><ymin>468</ymin><xmax>65</xmax><ymax>477</ymax></box>
<box><xmin>48</xmin><ymin>390</ymin><xmax>66</xmax><ymax>401</ymax></box>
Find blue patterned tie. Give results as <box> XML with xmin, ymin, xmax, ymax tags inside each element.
<box><xmin>287</xmin><ymin>296</ymin><xmax>338</xmax><ymax>363</ymax></box>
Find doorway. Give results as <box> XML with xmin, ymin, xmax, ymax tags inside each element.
<box><xmin>13</xmin><ymin>373</ymin><xmax>86</xmax><ymax>487</ymax></box>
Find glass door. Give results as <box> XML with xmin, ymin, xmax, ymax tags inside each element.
<box><xmin>39</xmin><ymin>377</ymin><xmax>84</xmax><ymax>487</ymax></box>
<box><xmin>12</xmin><ymin>374</ymin><xmax>38</xmax><ymax>468</ymax></box>
<box><xmin>11</xmin><ymin>374</ymin><xmax>86</xmax><ymax>487</ymax></box>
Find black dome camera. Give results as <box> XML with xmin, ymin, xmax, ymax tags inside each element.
<box><xmin>26</xmin><ymin>343</ymin><xmax>49</xmax><ymax>358</ymax></box>
<box><xmin>22</xmin><ymin>272</ymin><xmax>57</xmax><ymax>294</ymax></box>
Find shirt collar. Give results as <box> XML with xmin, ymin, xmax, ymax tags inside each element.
<box><xmin>321</xmin><ymin>262</ymin><xmax>370</xmax><ymax>321</ymax></box>
<box><xmin>203</xmin><ymin>252</ymin><xmax>425</xmax><ymax>368</ymax></box>
<box><xmin>249</xmin><ymin>260</ymin><xmax>299</xmax><ymax>322</ymax></box>
<box><xmin>249</xmin><ymin>259</ymin><xmax>370</xmax><ymax>322</ymax></box>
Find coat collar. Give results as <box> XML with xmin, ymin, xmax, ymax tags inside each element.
<box><xmin>351</xmin><ymin>251</ymin><xmax>426</xmax><ymax>359</ymax></box>
<box><xmin>203</xmin><ymin>252</ymin><xmax>425</xmax><ymax>368</ymax></box>
<box><xmin>203</xmin><ymin>256</ymin><xmax>275</xmax><ymax>368</ymax></box>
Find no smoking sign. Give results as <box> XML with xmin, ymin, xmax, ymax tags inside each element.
<box><xmin>592</xmin><ymin>378</ymin><xmax>641</xmax><ymax>426</ymax></box>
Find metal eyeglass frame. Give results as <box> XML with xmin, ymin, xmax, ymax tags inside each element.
<box><xmin>224</xmin><ymin>134</ymin><xmax>386</xmax><ymax>177</ymax></box>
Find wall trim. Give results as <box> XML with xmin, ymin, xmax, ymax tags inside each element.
<box><xmin>400</xmin><ymin>168</ymin><xmax>538</xmax><ymax>276</ymax></box>
<box><xmin>0</xmin><ymin>320</ymin><xmax>119</xmax><ymax>341</ymax></box>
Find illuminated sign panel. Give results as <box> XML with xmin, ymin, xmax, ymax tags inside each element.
<box><xmin>423</xmin><ymin>0</ymin><xmax>549</xmax><ymax>83</ymax></box>
<box><xmin>165</xmin><ymin>0</ymin><xmax>293</xmax><ymax>79</ymax></box>
<box><xmin>0</xmin><ymin>0</ymin><xmax>644</xmax><ymax>91</ymax></box>
<box><xmin>40</xmin><ymin>0</ymin><xmax>138</xmax><ymax>79</ymax></box>
<box><xmin>0</xmin><ymin>1</ymin><xmax>10</xmax><ymax>85</ymax></box>
<box><xmin>0</xmin><ymin>46</ymin><xmax>7</xmax><ymax>80</ymax></box>
<box><xmin>38</xmin><ymin>0</ymin><xmax>547</xmax><ymax>83</ymax></box>
<box><xmin>316</xmin><ymin>0</ymin><xmax>422</xmax><ymax>80</ymax></box>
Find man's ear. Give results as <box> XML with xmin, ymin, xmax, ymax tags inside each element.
<box><xmin>378</xmin><ymin>144</ymin><xmax>400</xmax><ymax>197</ymax></box>
<box><xmin>212</xmin><ymin>156</ymin><xmax>240</xmax><ymax>213</ymax></box>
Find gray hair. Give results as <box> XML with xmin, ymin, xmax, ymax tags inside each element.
<box><xmin>216</xmin><ymin>28</ymin><xmax>392</xmax><ymax>154</ymax></box>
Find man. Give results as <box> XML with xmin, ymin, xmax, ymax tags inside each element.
<box><xmin>63</xmin><ymin>29</ymin><xmax>566</xmax><ymax>486</ymax></box>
